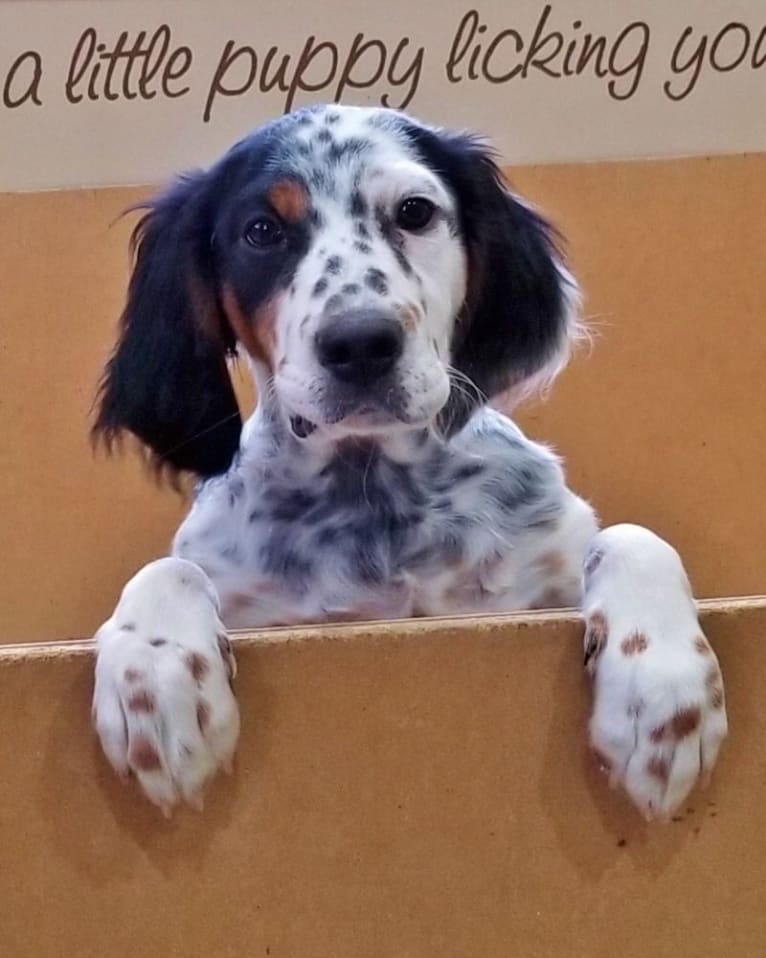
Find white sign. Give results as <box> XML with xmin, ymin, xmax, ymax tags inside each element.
<box><xmin>1</xmin><ymin>0</ymin><xmax>765</xmax><ymax>190</ymax></box>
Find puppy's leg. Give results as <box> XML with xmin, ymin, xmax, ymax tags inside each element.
<box><xmin>92</xmin><ymin>558</ymin><xmax>239</xmax><ymax>815</ymax></box>
<box><xmin>582</xmin><ymin>524</ymin><xmax>728</xmax><ymax>821</ymax></box>
<box><xmin>520</xmin><ymin>491</ymin><xmax>599</xmax><ymax>610</ymax></box>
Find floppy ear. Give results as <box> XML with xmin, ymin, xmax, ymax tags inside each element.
<box><xmin>404</xmin><ymin>125</ymin><xmax>579</xmax><ymax>433</ymax></box>
<box><xmin>93</xmin><ymin>172</ymin><xmax>242</xmax><ymax>477</ymax></box>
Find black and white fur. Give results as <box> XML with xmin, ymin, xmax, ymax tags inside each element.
<box><xmin>91</xmin><ymin>105</ymin><xmax>727</xmax><ymax>820</ymax></box>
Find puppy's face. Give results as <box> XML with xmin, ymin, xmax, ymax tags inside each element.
<box><xmin>95</xmin><ymin>105</ymin><xmax>576</xmax><ymax>476</ymax></box>
<box><xmin>212</xmin><ymin>107</ymin><xmax>466</xmax><ymax>439</ymax></box>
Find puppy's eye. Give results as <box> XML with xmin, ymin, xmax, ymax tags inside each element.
<box><xmin>396</xmin><ymin>197</ymin><xmax>436</xmax><ymax>232</ymax></box>
<box><xmin>244</xmin><ymin>216</ymin><xmax>284</xmax><ymax>248</ymax></box>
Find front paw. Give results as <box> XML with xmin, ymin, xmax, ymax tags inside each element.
<box><xmin>92</xmin><ymin>558</ymin><xmax>240</xmax><ymax>816</ymax></box>
<box><xmin>583</xmin><ymin>525</ymin><xmax>728</xmax><ymax>822</ymax></box>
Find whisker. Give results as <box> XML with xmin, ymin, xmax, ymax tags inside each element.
<box><xmin>446</xmin><ymin>364</ymin><xmax>487</xmax><ymax>405</ymax></box>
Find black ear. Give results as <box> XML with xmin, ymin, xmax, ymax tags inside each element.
<box><xmin>94</xmin><ymin>172</ymin><xmax>242</xmax><ymax>477</ymax></box>
<box><xmin>403</xmin><ymin>124</ymin><xmax>578</xmax><ymax>433</ymax></box>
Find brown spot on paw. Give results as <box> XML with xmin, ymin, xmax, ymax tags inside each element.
<box><xmin>650</xmin><ymin>723</ymin><xmax>667</xmax><ymax>744</ymax></box>
<box><xmin>671</xmin><ymin>707</ymin><xmax>702</xmax><ymax>739</ymax></box>
<box><xmin>186</xmin><ymin>653</ymin><xmax>210</xmax><ymax>684</ymax></box>
<box><xmin>621</xmin><ymin>631</ymin><xmax>649</xmax><ymax>656</ymax></box>
<box><xmin>127</xmin><ymin>690</ymin><xmax>156</xmax><ymax>714</ymax></box>
<box><xmin>706</xmin><ymin>664</ymin><xmax>725</xmax><ymax>709</ymax></box>
<box><xmin>583</xmin><ymin>611</ymin><xmax>608</xmax><ymax>671</ymax></box>
<box><xmin>197</xmin><ymin>700</ymin><xmax>211</xmax><ymax>734</ymax></box>
<box><xmin>149</xmin><ymin>637</ymin><xmax>168</xmax><ymax>648</ymax></box>
<box><xmin>694</xmin><ymin>636</ymin><xmax>712</xmax><ymax>656</ymax></box>
<box><xmin>709</xmin><ymin>686</ymin><xmax>724</xmax><ymax>709</ymax></box>
<box><xmin>651</xmin><ymin>708</ymin><xmax>705</xmax><ymax>743</ymax></box>
<box><xmin>705</xmin><ymin>664</ymin><xmax>725</xmax><ymax>709</ymax></box>
<box><xmin>647</xmin><ymin>755</ymin><xmax>670</xmax><ymax>783</ymax></box>
<box><xmin>124</xmin><ymin>668</ymin><xmax>144</xmax><ymax>684</ymax></box>
<box><xmin>706</xmin><ymin>664</ymin><xmax>721</xmax><ymax>687</ymax></box>
<box><xmin>129</xmin><ymin>737</ymin><xmax>162</xmax><ymax>772</ymax></box>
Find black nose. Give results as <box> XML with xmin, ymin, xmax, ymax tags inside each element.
<box><xmin>315</xmin><ymin>310</ymin><xmax>404</xmax><ymax>385</ymax></box>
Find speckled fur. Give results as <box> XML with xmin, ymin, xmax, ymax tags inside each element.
<box><xmin>174</xmin><ymin>407</ymin><xmax>595</xmax><ymax>627</ymax></box>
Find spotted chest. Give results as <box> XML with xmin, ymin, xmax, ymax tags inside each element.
<box><xmin>173</xmin><ymin>409</ymin><xmax>570</xmax><ymax>624</ymax></box>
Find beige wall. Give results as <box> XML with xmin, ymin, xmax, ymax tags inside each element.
<box><xmin>2</xmin><ymin>153</ymin><xmax>765</xmax><ymax>643</ymax></box>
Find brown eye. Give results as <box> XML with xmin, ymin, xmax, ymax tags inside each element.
<box><xmin>396</xmin><ymin>197</ymin><xmax>436</xmax><ymax>232</ymax></box>
<box><xmin>244</xmin><ymin>216</ymin><xmax>284</xmax><ymax>248</ymax></box>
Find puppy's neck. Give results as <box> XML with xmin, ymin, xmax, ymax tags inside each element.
<box><xmin>242</xmin><ymin>395</ymin><xmax>445</xmax><ymax>482</ymax></box>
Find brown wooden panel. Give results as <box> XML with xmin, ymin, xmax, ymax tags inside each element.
<box><xmin>0</xmin><ymin>603</ymin><xmax>762</xmax><ymax>958</ymax></box>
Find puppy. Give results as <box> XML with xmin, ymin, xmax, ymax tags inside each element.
<box><xmin>91</xmin><ymin>105</ymin><xmax>727</xmax><ymax>818</ymax></box>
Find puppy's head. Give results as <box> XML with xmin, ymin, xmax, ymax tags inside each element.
<box><xmin>94</xmin><ymin>105</ymin><xmax>578</xmax><ymax>476</ymax></box>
